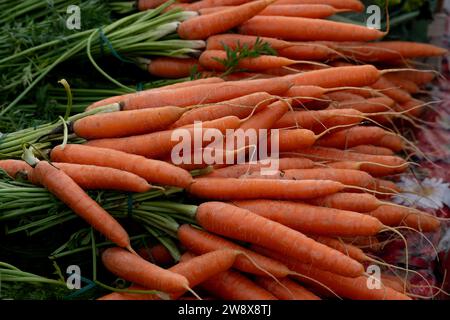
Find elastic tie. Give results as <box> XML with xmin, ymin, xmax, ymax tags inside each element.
<box><xmin>98</xmin><ymin>28</ymin><xmax>134</xmax><ymax>64</ymax></box>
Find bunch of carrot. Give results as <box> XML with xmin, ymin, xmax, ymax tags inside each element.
<box><xmin>0</xmin><ymin>0</ymin><xmax>447</xmax><ymax>300</ymax></box>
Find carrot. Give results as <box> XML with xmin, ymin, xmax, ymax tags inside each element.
<box><xmin>290</xmin><ymin>65</ymin><xmax>381</xmax><ymax>88</ymax></box>
<box><xmin>146</xmin><ymin>57</ymin><xmax>201</xmax><ymax>79</ymax></box>
<box><xmin>327</xmin><ymin>91</ymin><xmax>365</xmax><ymax>102</ymax></box>
<box><xmin>278</xmin><ymin>44</ymin><xmax>336</xmax><ymax>61</ymax></box>
<box><xmin>101</xmin><ymin>247</ymin><xmax>189</xmax><ymax>293</ymax></box>
<box><xmin>137</xmin><ymin>0</ymin><xmax>167</xmax><ymax>10</ymax></box>
<box><xmin>368</xmin><ymin>205</ymin><xmax>440</xmax><ymax>232</ymax></box>
<box><xmin>307</xmin><ymin>192</ymin><xmax>382</xmax><ymax>212</ymax></box>
<box><xmin>238</xmin><ymin>99</ymin><xmax>291</xmax><ymax>131</ymax></box>
<box><xmin>337</xmin><ymin>41</ymin><xmax>447</xmax><ymax>61</ymax></box>
<box><xmin>84</xmin><ymin>116</ymin><xmax>241</xmax><ymax>158</ymax></box>
<box><xmin>329</xmin><ymin>96</ymin><xmax>396</xmax><ymax>114</ymax></box>
<box><xmin>348</xmin><ymin>145</ymin><xmax>395</xmax><ymax>156</ymax></box>
<box><xmin>178</xmin><ymin>224</ymin><xmax>292</xmax><ymax>277</ymax></box>
<box><xmin>188</xmin><ymin>178</ymin><xmax>344</xmax><ymax>200</ymax></box>
<box><xmin>207</xmin><ymin>157</ymin><xmax>314</xmax><ymax>178</ymax></box>
<box><xmin>201</xmin><ymin>4</ymin><xmax>346</xmax><ymax>18</ymax></box>
<box><xmin>371</xmin><ymin>77</ymin><xmax>412</xmax><ymax>104</ymax></box>
<box><xmin>293</xmin><ymin>146</ymin><xmax>408</xmax><ymax>177</ymax></box>
<box><xmin>239</xmin><ymin>16</ymin><xmax>384</xmax><ymax>41</ymax></box>
<box><xmin>171</xmin><ymin>92</ymin><xmax>275</xmax><ymax>127</ymax></box>
<box><xmin>100</xmin><ymin>249</ymin><xmax>238</xmax><ymax>300</ymax></box>
<box><xmin>195</xmin><ymin>202</ymin><xmax>365</xmax><ymax>277</ymax></box>
<box><xmin>274</xmin><ymin>0</ymin><xmax>364</xmax><ymax>12</ymax></box>
<box><xmin>280</xmin><ymin>168</ymin><xmax>376</xmax><ymax>189</ymax></box>
<box><xmin>199</xmin><ymin>50</ymin><xmax>297</xmax><ymax>72</ymax></box>
<box><xmin>284</xmin><ymin>85</ymin><xmax>327</xmax><ymax>104</ymax></box>
<box><xmin>273</xmin><ymin>108</ymin><xmax>364</xmax><ymax>133</ymax></box>
<box><xmin>253</xmin><ymin>246</ymin><xmax>411</xmax><ymax>300</ymax></box>
<box><xmin>185</xmin><ymin>0</ymin><xmax>253</xmax><ymax>11</ymax></box>
<box><xmin>45</xmin><ymin>163</ymin><xmax>151</xmax><ymax>192</ymax></box>
<box><xmin>120</xmin><ymin>77</ymin><xmax>292</xmax><ymax>110</ymax></box>
<box><xmin>201</xmin><ymin>268</ymin><xmax>277</xmax><ymax>300</ymax></box>
<box><xmin>86</xmin><ymin>77</ymin><xmax>225</xmax><ymax>110</ymax></box>
<box><xmin>273</xmin><ymin>129</ymin><xmax>317</xmax><ymax>151</ymax></box>
<box><xmin>255</xmin><ymin>277</ymin><xmax>321</xmax><ymax>300</ymax></box>
<box><xmin>233</xmin><ymin>199</ymin><xmax>383</xmax><ymax>236</ymax></box>
<box><xmin>138</xmin><ymin>243</ymin><xmax>174</xmax><ymax>266</ymax></box>
<box><xmin>177</xmin><ymin>0</ymin><xmax>274</xmax><ymax>40</ymax></box>
<box><xmin>31</xmin><ymin>161</ymin><xmax>131</xmax><ymax>249</ymax></box>
<box><xmin>0</xmin><ymin>159</ymin><xmax>32</xmax><ymax>178</ymax></box>
<box><xmin>391</xmin><ymin>70</ymin><xmax>435</xmax><ymax>85</ymax></box>
<box><xmin>206</xmin><ymin>34</ymin><xmax>292</xmax><ymax>51</ymax></box>
<box><xmin>342</xmin><ymin>236</ymin><xmax>382</xmax><ymax>251</ymax></box>
<box><xmin>50</xmin><ymin>144</ymin><xmax>194</xmax><ymax>188</ymax></box>
<box><xmin>73</xmin><ymin>106</ymin><xmax>185</xmax><ymax>139</ymax></box>
<box><xmin>316</xmin><ymin>126</ymin><xmax>404</xmax><ymax>152</ymax></box>
<box><xmin>382</xmin><ymin>74</ymin><xmax>420</xmax><ymax>94</ymax></box>
<box><xmin>309</xmin><ymin>235</ymin><xmax>368</xmax><ymax>262</ymax></box>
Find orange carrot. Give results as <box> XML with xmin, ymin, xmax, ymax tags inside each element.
<box><xmin>239</xmin><ymin>16</ymin><xmax>384</xmax><ymax>41</ymax></box>
<box><xmin>284</xmin><ymin>85</ymin><xmax>327</xmax><ymax>105</ymax></box>
<box><xmin>50</xmin><ymin>144</ymin><xmax>194</xmax><ymax>188</ymax></box>
<box><xmin>292</xmin><ymin>146</ymin><xmax>408</xmax><ymax>177</ymax></box>
<box><xmin>0</xmin><ymin>159</ymin><xmax>32</xmax><ymax>178</ymax></box>
<box><xmin>337</xmin><ymin>41</ymin><xmax>447</xmax><ymax>61</ymax></box>
<box><xmin>146</xmin><ymin>57</ymin><xmax>201</xmax><ymax>79</ymax></box>
<box><xmin>31</xmin><ymin>161</ymin><xmax>131</xmax><ymax>249</ymax></box>
<box><xmin>86</xmin><ymin>77</ymin><xmax>225</xmax><ymax>110</ymax></box>
<box><xmin>178</xmin><ymin>0</ymin><xmax>274</xmax><ymax>40</ymax></box>
<box><xmin>290</xmin><ymin>65</ymin><xmax>381</xmax><ymax>88</ymax></box>
<box><xmin>316</xmin><ymin>126</ymin><xmax>404</xmax><ymax>152</ymax></box>
<box><xmin>374</xmin><ymin>178</ymin><xmax>400</xmax><ymax>193</ymax></box>
<box><xmin>307</xmin><ymin>192</ymin><xmax>381</xmax><ymax>212</ymax></box>
<box><xmin>188</xmin><ymin>178</ymin><xmax>344</xmax><ymax>200</ymax></box>
<box><xmin>272</xmin><ymin>129</ymin><xmax>317</xmax><ymax>152</ymax></box>
<box><xmin>195</xmin><ymin>202</ymin><xmax>365</xmax><ymax>277</ymax></box>
<box><xmin>349</xmin><ymin>145</ymin><xmax>395</xmax><ymax>156</ymax></box>
<box><xmin>185</xmin><ymin>0</ymin><xmax>256</xmax><ymax>11</ymax></box>
<box><xmin>199</xmin><ymin>50</ymin><xmax>297</xmax><ymax>72</ymax></box>
<box><xmin>74</xmin><ymin>106</ymin><xmax>185</xmax><ymax>139</ymax></box>
<box><xmin>239</xmin><ymin>99</ymin><xmax>291</xmax><ymax>131</ymax></box>
<box><xmin>329</xmin><ymin>96</ymin><xmax>396</xmax><ymax>115</ymax></box>
<box><xmin>171</xmin><ymin>92</ymin><xmax>275</xmax><ymax>127</ymax></box>
<box><xmin>382</xmin><ymin>74</ymin><xmax>420</xmax><ymax>94</ymax></box>
<box><xmin>371</xmin><ymin>77</ymin><xmax>412</xmax><ymax>104</ymax></box>
<box><xmin>101</xmin><ymin>247</ymin><xmax>189</xmax><ymax>293</ymax></box>
<box><xmin>100</xmin><ymin>249</ymin><xmax>238</xmax><ymax>300</ymax></box>
<box><xmin>200</xmin><ymin>4</ymin><xmax>346</xmax><ymax>18</ymax></box>
<box><xmin>278</xmin><ymin>44</ymin><xmax>336</xmax><ymax>61</ymax></box>
<box><xmin>309</xmin><ymin>235</ymin><xmax>368</xmax><ymax>262</ymax></box>
<box><xmin>275</xmin><ymin>0</ymin><xmax>364</xmax><ymax>12</ymax></box>
<box><xmin>201</xmin><ymin>268</ymin><xmax>277</xmax><ymax>300</ymax></box>
<box><xmin>253</xmin><ymin>246</ymin><xmax>411</xmax><ymax>300</ymax></box>
<box><xmin>233</xmin><ymin>199</ymin><xmax>383</xmax><ymax>236</ymax></box>
<box><xmin>178</xmin><ymin>224</ymin><xmax>292</xmax><ymax>277</ymax></box>
<box><xmin>391</xmin><ymin>70</ymin><xmax>435</xmax><ymax>85</ymax></box>
<box><xmin>120</xmin><ymin>77</ymin><xmax>292</xmax><ymax>110</ymax></box>
<box><xmin>273</xmin><ymin>108</ymin><xmax>364</xmax><ymax>133</ymax></box>
<box><xmin>368</xmin><ymin>205</ymin><xmax>440</xmax><ymax>232</ymax></box>
<box><xmin>206</xmin><ymin>33</ymin><xmax>292</xmax><ymax>51</ymax></box>
<box><xmin>138</xmin><ymin>243</ymin><xmax>174</xmax><ymax>266</ymax></box>
<box><xmin>341</xmin><ymin>236</ymin><xmax>382</xmax><ymax>251</ymax></box>
<box><xmin>84</xmin><ymin>116</ymin><xmax>241</xmax><ymax>158</ymax></box>
<box><xmin>47</xmin><ymin>163</ymin><xmax>151</xmax><ymax>192</ymax></box>
<box><xmin>137</xmin><ymin>0</ymin><xmax>167</xmax><ymax>10</ymax></box>
<box><xmin>256</xmin><ymin>277</ymin><xmax>321</xmax><ymax>300</ymax></box>
<box><xmin>327</xmin><ymin>91</ymin><xmax>365</xmax><ymax>102</ymax></box>
<box><xmin>207</xmin><ymin>157</ymin><xmax>314</xmax><ymax>178</ymax></box>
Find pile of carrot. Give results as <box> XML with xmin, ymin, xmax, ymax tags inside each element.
<box><xmin>1</xmin><ymin>0</ymin><xmax>447</xmax><ymax>300</ymax></box>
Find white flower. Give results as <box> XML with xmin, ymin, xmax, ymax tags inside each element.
<box><xmin>438</xmin><ymin>228</ymin><xmax>450</xmax><ymax>252</ymax></box>
<box><xmin>393</xmin><ymin>177</ymin><xmax>450</xmax><ymax>210</ymax></box>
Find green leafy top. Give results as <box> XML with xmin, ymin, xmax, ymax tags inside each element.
<box><xmin>213</xmin><ymin>37</ymin><xmax>277</xmax><ymax>76</ymax></box>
